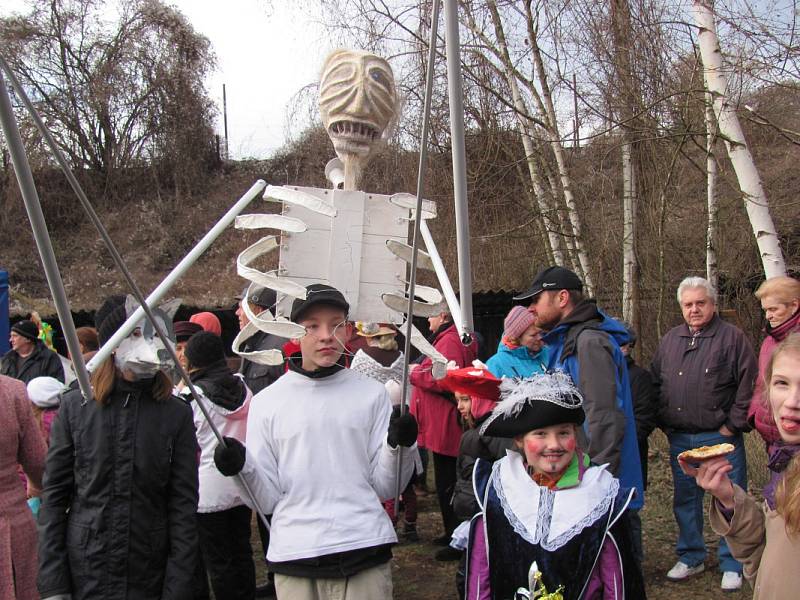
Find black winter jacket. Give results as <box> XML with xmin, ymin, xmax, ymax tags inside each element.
<box><xmin>238</xmin><ymin>330</ymin><xmax>286</xmax><ymax>396</ymax></box>
<box><xmin>37</xmin><ymin>377</ymin><xmax>199</xmax><ymax>600</ymax></box>
<box><xmin>626</xmin><ymin>355</ymin><xmax>658</xmax><ymax>444</ymax></box>
<box><xmin>453</xmin><ymin>426</ymin><xmax>514</xmax><ymax>522</ymax></box>
<box><xmin>1</xmin><ymin>340</ymin><xmax>64</xmax><ymax>384</ymax></box>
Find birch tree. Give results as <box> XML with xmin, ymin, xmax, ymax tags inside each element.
<box><xmin>610</xmin><ymin>0</ymin><xmax>639</xmax><ymax>324</ymax></box>
<box><xmin>480</xmin><ymin>1</ymin><xmax>565</xmax><ymax>265</ymax></box>
<box><xmin>704</xmin><ymin>87</ymin><xmax>719</xmax><ymax>290</ymax></box>
<box><xmin>692</xmin><ymin>0</ymin><xmax>786</xmax><ymax>278</ymax></box>
<box><xmin>459</xmin><ymin>0</ymin><xmax>595</xmax><ymax>294</ymax></box>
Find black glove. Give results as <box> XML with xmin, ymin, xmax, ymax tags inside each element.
<box><xmin>214</xmin><ymin>436</ymin><xmax>246</xmax><ymax>476</ymax></box>
<box><xmin>387</xmin><ymin>406</ymin><xmax>418</xmax><ymax>448</ymax></box>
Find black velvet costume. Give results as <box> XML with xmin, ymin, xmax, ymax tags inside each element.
<box><xmin>466</xmin><ymin>457</ymin><xmax>646</xmax><ymax>600</ymax></box>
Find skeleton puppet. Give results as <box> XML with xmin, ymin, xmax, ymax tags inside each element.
<box><xmin>234</xmin><ymin>49</ymin><xmax>457</xmax><ymax>374</ymax></box>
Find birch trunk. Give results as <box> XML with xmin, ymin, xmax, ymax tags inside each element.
<box><xmin>482</xmin><ymin>2</ymin><xmax>565</xmax><ymax>265</ymax></box>
<box><xmin>622</xmin><ymin>141</ymin><xmax>636</xmax><ymax>323</ymax></box>
<box><xmin>692</xmin><ymin>0</ymin><xmax>786</xmax><ymax>278</ymax></box>
<box><xmin>524</xmin><ymin>8</ymin><xmax>594</xmax><ymax>295</ymax></box>
<box><xmin>705</xmin><ymin>89</ymin><xmax>719</xmax><ymax>290</ymax></box>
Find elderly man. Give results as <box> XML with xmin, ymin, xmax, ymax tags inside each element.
<box><xmin>1</xmin><ymin>320</ymin><xmax>64</xmax><ymax>384</ymax></box>
<box><xmin>652</xmin><ymin>276</ymin><xmax>757</xmax><ymax>592</ymax></box>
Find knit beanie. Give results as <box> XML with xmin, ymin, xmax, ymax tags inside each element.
<box><xmin>95</xmin><ymin>295</ymin><xmax>128</xmax><ymax>346</ymax></box>
<box><xmin>185</xmin><ymin>331</ymin><xmax>226</xmax><ymax>370</ymax></box>
<box><xmin>11</xmin><ymin>320</ymin><xmax>39</xmax><ymax>342</ymax></box>
<box><xmin>503</xmin><ymin>306</ymin><xmax>536</xmax><ymax>341</ymax></box>
<box><xmin>189</xmin><ymin>312</ymin><xmax>222</xmax><ymax>336</ymax></box>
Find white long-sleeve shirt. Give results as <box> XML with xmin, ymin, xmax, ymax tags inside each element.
<box><xmin>240</xmin><ymin>367</ymin><xmax>416</xmax><ymax>562</ymax></box>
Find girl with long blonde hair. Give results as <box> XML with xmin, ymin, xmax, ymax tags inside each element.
<box><xmin>680</xmin><ymin>332</ymin><xmax>800</xmax><ymax>599</ymax></box>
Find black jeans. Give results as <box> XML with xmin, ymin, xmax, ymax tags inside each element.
<box><xmin>432</xmin><ymin>452</ymin><xmax>459</xmax><ymax>536</ymax></box>
<box><xmin>197</xmin><ymin>505</ymin><xmax>256</xmax><ymax>600</ymax></box>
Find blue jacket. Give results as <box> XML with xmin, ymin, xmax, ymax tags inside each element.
<box><xmin>541</xmin><ymin>301</ymin><xmax>644</xmax><ymax>509</ymax></box>
<box><xmin>486</xmin><ymin>343</ymin><xmax>548</xmax><ymax>379</ymax></box>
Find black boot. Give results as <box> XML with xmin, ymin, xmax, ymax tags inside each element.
<box><xmin>402</xmin><ymin>520</ymin><xmax>419</xmax><ymax>543</ymax></box>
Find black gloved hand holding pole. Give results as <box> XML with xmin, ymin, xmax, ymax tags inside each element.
<box><xmin>213</xmin><ymin>436</ymin><xmax>247</xmax><ymax>476</ymax></box>
<box><xmin>387</xmin><ymin>405</ymin><xmax>418</xmax><ymax>448</ymax></box>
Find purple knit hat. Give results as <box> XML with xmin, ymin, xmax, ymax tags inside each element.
<box><xmin>503</xmin><ymin>306</ymin><xmax>536</xmax><ymax>340</ymax></box>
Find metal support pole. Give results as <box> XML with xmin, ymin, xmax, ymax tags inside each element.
<box><xmin>0</xmin><ymin>56</ymin><xmax>271</xmax><ymax>530</ymax></box>
<box><xmin>87</xmin><ymin>179</ymin><xmax>265</xmax><ymax>371</ymax></box>
<box><xmin>420</xmin><ymin>219</ymin><xmax>463</xmax><ymax>335</ymax></box>
<box><xmin>0</xmin><ymin>69</ymin><xmax>93</xmax><ymax>402</ymax></box>
<box><xmin>394</xmin><ymin>0</ymin><xmax>442</xmax><ymax>508</ymax></box>
<box><xmin>443</xmin><ymin>0</ymin><xmax>474</xmax><ymax>340</ymax></box>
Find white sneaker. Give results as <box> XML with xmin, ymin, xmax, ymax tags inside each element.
<box><xmin>666</xmin><ymin>561</ymin><xmax>705</xmax><ymax>581</ymax></box>
<box><xmin>721</xmin><ymin>571</ymin><xmax>743</xmax><ymax>592</ymax></box>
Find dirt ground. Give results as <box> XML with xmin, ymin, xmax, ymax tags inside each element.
<box><xmin>252</xmin><ymin>430</ymin><xmax>769</xmax><ymax>599</ymax></box>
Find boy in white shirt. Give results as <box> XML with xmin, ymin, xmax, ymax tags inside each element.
<box><xmin>214</xmin><ymin>283</ymin><xmax>418</xmax><ymax>599</ymax></box>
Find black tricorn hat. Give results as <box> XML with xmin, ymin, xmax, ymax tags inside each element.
<box><xmin>480</xmin><ymin>372</ymin><xmax>585</xmax><ymax>438</ymax></box>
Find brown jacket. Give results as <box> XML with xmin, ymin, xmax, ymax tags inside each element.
<box><xmin>652</xmin><ymin>314</ymin><xmax>757</xmax><ymax>433</ymax></box>
<box><xmin>709</xmin><ymin>484</ymin><xmax>799</xmax><ymax>600</ymax></box>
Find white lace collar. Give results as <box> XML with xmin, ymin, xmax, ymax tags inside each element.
<box><xmin>492</xmin><ymin>450</ymin><xmax>619</xmax><ymax>551</ymax></box>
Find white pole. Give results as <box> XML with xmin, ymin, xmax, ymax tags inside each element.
<box><xmin>0</xmin><ymin>69</ymin><xmax>93</xmax><ymax>402</ymax></box>
<box><xmin>88</xmin><ymin>180</ymin><xmax>266</xmax><ymax>370</ymax></box>
<box><xmin>443</xmin><ymin>0</ymin><xmax>475</xmax><ymax>337</ymax></box>
<box><xmin>419</xmin><ymin>219</ymin><xmax>464</xmax><ymax>335</ymax></box>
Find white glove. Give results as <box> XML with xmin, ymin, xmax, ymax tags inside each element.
<box><xmin>472</xmin><ymin>359</ymin><xmax>490</xmax><ymax>370</ymax></box>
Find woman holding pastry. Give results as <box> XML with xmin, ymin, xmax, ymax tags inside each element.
<box><xmin>679</xmin><ymin>332</ymin><xmax>800</xmax><ymax>599</ymax></box>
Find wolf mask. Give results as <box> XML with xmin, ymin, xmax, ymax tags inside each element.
<box><xmin>113</xmin><ymin>296</ymin><xmax>180</xmax><ymax>380</ymax></box>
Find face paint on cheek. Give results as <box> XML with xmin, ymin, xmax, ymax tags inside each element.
<box><xmin>563</xmin><ymin>437</ymin><xmax>576</xmax><ymax>452</ymax></box>
<box><xmin>524</xmin><ymin>438</ymin><xmax>544</xmax><ymax>455</ymax></box>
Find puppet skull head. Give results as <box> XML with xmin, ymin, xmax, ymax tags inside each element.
<box><xmin>319</xmin><ymin>49</ymin><xmax>398</xmax><ymax>169</ymax></box>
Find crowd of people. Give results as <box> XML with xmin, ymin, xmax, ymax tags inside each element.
<box><xmin>0</xmin><ymin>267</ymin><xmax>798</xmax><ymax>600</ymax></box>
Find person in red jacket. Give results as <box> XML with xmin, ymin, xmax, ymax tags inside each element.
<box><xmin>409</xmin><ymin>310</ymin><xmax>477</xmax><ymax>550</ymax></box>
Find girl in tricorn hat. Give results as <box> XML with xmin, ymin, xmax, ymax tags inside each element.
<box><xmin>465</xmin><ymin>372</ymin><xmax>645</xmax><ymax>600</ymax></box>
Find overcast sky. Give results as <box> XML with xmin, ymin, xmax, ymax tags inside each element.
<box><xmin>2</xmin><ymin>1</ymin><xmax>337</xmax><ymax>159</ymax></box>
<box><xmin>174</xmin><ymin>2</ymin><xmax>332</xmax><ymax>159</ymax></box>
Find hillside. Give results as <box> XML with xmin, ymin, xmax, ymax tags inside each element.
<box><xmin>1</xmin><ymin>85</ymin><xmax>798</xmax><ymax>357</ymax></box>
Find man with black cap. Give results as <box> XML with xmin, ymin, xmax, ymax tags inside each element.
<box><xmin>515</xmin><ymin>266</ymin><xmax>644</xmax><ymax>519</ymax></box>
<box><xmin>214</xmin><ymin>283</ymin><xmax>418</xmax><ymax>600</ymax></box>
<box><xmin>2</xmin><ymin>319</ymin><xmax>64</xmax><ymax>384</ymax></box>
<box><xmin>235</xmin><ymin>284</ymin><xmax>287</xmax><ymax>396</ymax></box>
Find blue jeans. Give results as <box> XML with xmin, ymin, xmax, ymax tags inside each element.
<box><xmin>668</xmin><ymin>431</ymin><xmax>747</xmax><ymax>573</ymax></box>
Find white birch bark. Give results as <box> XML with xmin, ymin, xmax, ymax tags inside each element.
<box><xmin>692</xmin><ymin>0</ymin><xmax>786</xmax><ymax>278</ymax></box>
<box><xmin>704</xmin><ymin>88</ymin><xmax>719</xmax><ymax>290</ymax></box>
<box><xmin>525</xmin><ymin>12</ymin><xmax>594</xmax><ymax>295</ymax></box>
<box><xmin>622</xmin><ymin>141</ymin><xmax>636</xmax><ymax>323</ymax></box>
<box><xmin>479</xmin><ymin>2</ymin><xmax>565</xmax><ymax>265</ymax></box>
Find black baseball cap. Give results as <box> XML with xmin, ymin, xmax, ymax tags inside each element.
<box><xmin>290</xmin><ymin>283</ymin><xmax>350</xmax><ymax>322</ymax></box>
<box><xmin>237</xmin><ymin>284</ymin><xmax>276</xmax><ymax>309</ymax></box>
<box><xmin>513</xmin><ymin>266</ymin><xmax>583</xmax><ymax>300</ymax></box>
